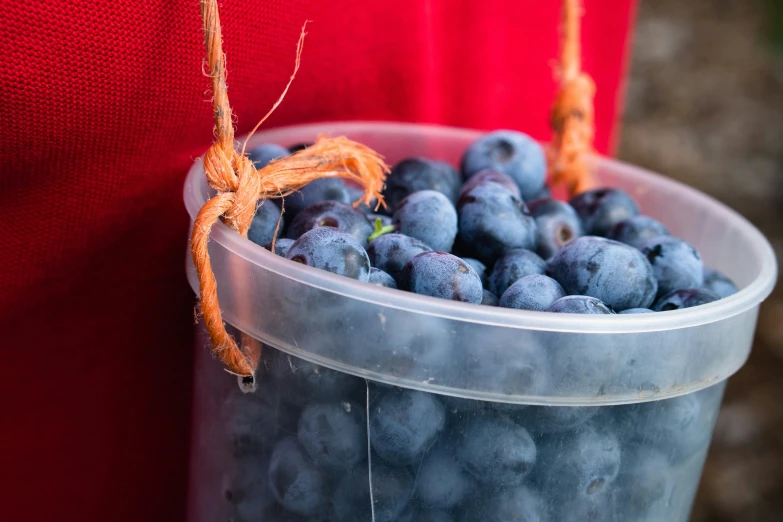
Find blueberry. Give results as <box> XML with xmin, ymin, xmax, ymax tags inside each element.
<box><xmin>267</xmin><ymin>437</ymin><xmax>329</xmax><ymax>516</ymax></box>
<box><xmin>399</xmin><ymin>508</ymin><xmax>454</xmax><ymax>522</ymax></box>
<box><xmin>287</xmin><ymin>201</ymin><xmax>373</xmax><ymax>247</ymax></box>
<box><xmin>454</xmin><ymin>414</ymin><xmax>536</xmax><ymax>486</ymax></box>
<box><xmin>384</xmin><ymin>157</ymin><xmax>462</xmax><ymax>209</ymax></box>
<box><xmin>331</xmin><ymin>463</ymin><xmax>413</xmax><ymax>522</ymax></box>
<box><xmin>283</xmin><ymin>179</ymin><xmax>353</xmax><ymax>218</ymax></box>
<box><xmin>640</xmin><ymin>236</ymin><xmax>704</xmax><ymax>298</ymax></box>
<box><xmin>461</xmin><ymin>130</ymin><xmax>547</xmax><ymax>201</ymax></box>
<box><xmin>612</xmin><ymin>385</ymin><xmax>723</xmax><ymax>463</ymax></box>
<box><xmin>297</xmin><ymin>401</ymin><xmax>367</xmax><ymax>470</ymax></box>
<box><xmin>368</xmin><ymin>267</ymin><xmax>397</xmax><ymax>288</ymax></box>
<box><xmin>547</xmin><ymin>236</ymin><xmax>657</xmax><ymax>311</ymax></box>
<box><xmin>499</xmin><ymin>274</ymin><xmax>566</xmax><ymax>312</ymax></box>
<box><xmin>461</xmin><ymin>257</ymin><xmax>488</xmax><ymax>287</ymax></box>
<box><xmin>482</xmin><ymin>289</ymin><xmax>499</xmax><ymax>306</ymax></box>
<box><xmin>489</xmin><ymin>249</ymin><xmax>547</xmax><ymax>297</ymax></box>
<box><xmin>247</xmin><ymin>143</ymin><xmax>289</xmax><ymax>169</ymax></box>
<box><xmin>703</xmin><ymin>268</ymin><xmax>739</xmax><ymax>298</ymax></box>
<box><xmin>462</xmin><ymin>330</ymin><xmax>551</xmax><ymax>397</ymax></box>
<box><xmin>366</xmin><ymin>233</ymin><xmax>432</xmax><ymax>283</ymax></box>
<box><xmin>545</xmin><ymin>335</ymin><xmax>630</xmax><ymax>398</ymax></box>
<box><xmin>527</xmin><ymin>198</ymin><xmax>583</xmax><ymax>259</ymax></box>
<box><xmin>613</xmin><ymin>448</ymin><xmax>674</xmax><ymax>521</ymax></box>
<box><xmin>335</xmin><ymin>314</ymin><xmax>459</xmax><ymax>382</ymax></box>
<box><xmin>570</xmin><ymin>188</ymin><xmax>640</xmax><ymax>236</ymax></box>
<box><xmin>414</xmin><ymin>445</ymin><xmax>475</xmax><ymax>509</ymax></box>
<box><xmin>263</xmin><ymin>237</ymin><xmax>295</xmax><ymax>257</ymax></box>
<box><xmin>546</xmin><ymin>295</ymin><xmax>614</xmax><ymax>314</ymax></box>
<box><xmin>226</xmin><ymin>454</ymin><xmax>276</xmax><ymax>521</ymax></box>
<box><xmin>270</xmin><ymin>351</ymin><xmax>361</xmax><ymax>405</ymax></box>
<box><xmin>621</xmin><ymin>307</ymin><xmax>654</xmax><ymax>314</ymax></box>
<box><xmin>607</xmin><ymin>215</ymin><xmax>670</xmax><ymax>249</ymax></box>
<box><xmin>286</xmin><ymin>227</ymin><xmax>371</xmax><ymax>281</ymax></box>
<box><xmin>456</xmin><ymin>181</ymin><xmax>538</xmax><ymax>264</ymax></box>
<box><xmin>459</xmin><ymin>485</ymin><xmax>542</xmax><ymax>522</ymax></box>
<box><xmin>534</xmin><ymin>422</ymin><xmax>621</xmax><ymax>497</ymax></box>
<box><xmin>369</xmin><ymin>388</ymin><xmax>446</xmax><ymax>465</ymax></box>
<box><xmin>288</xmin><ymin>142</ymin><xmax>313</xmax><ymax>153</ymax></box>
<box><xmin>399</xmin><ymin>252</ymin><xmax>484</xmax><ymax>303</ymax></box>
<box><xmin>516</xmin><ymin>405</ymin><xmax>599</xmax><ymax>434</ymax></box>
<box><xmin>653</xmin><ymin>288</ymin><xmax>720</xmax><ymax>311</ymax></box>
<box><xmin>392</xmin><ymin>190</ymin><xmax>458</xmax><ymax>251</ymax></box>
<box><xmin>223</xmin><ymin>392</ymin><xmax>278</xmax><ymax>457</ymax></box>
<box><xmin>248</xmin><ymin>199</ymin><xmax>284</xmax><ymax>247</ymax></box>
<box><xmin>458</xmin><ymin>169</ymin><xmax>522</xmax><ymax>200</ymax></box>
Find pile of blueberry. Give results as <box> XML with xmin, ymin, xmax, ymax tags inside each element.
<box><xmin>222</xmin><ymin>348</ymin><xmax>724</xmax><ymax>522</ymax></box>
<box><xmin>215</xmin><ymin>131</ymin><xmax>734</xmax><ymax>521</ymax></box>
<box><xmin>246</xmin><ymin>130</ymin><xmax>738</xmax><ymax>314</ymax></box>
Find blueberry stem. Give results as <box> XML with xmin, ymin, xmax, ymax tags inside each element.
<box><xmin>367</xmin><ymin>218</ymin><xmax>396</xmax><ymax>242</ymax></box>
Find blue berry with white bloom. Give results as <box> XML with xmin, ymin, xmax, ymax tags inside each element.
<box><xmin>457</xmin><ymin>182</ymin><xmax>538</xmax><ymax>264</ymax></box>
<box><xmin>500</xmin><ymin>274</ymin><xmax>566</xmax><ymax>311</ymax></box>
<box><xmin>703</xmin><ymin>268</ymin><xmax>739</xmax><ymax>298</ymax></box>
<box><xmin>369</xmin><ymin>388</ymin><xmax>446</xmax><ymax>465</ymax></box>
<box><xmin>570</xmin><ymin>188</ymin><xmax>640</xmax><ymax>236</ymax></box>
<box><xmin>248</xmin><ymin>199</ymin><xmax>283</xmax><ymax>248</ymax></box>
<box><xmin>287</xmin><ymin>200</ymin><xmax>373</xmax><ymax>247</ymax></box>
<box><xmin>461</xmin><ymin>130</ymin><xmax>547</xmax><ymax>201</ymax></box>
<box><xmin>400</xmin><ymin>252</ymin><xmax>484</xmax><ymax>303</ymax></box>
<box><xmin>527</xmin><ymin>198</ymin><xmax>583</xmax><ymax>259</ymax></box>
<box><xmin>547</xmin><ymin>295</ymin><xmax>615</xmax><ymax>314</ymax></box>
<box><xmin>458</xmin><ymin>169</ymin><xmax>521</xmax><ymax>200</ymax></box>
<box><xmin>640</xmin><ymin>236</ymin><xmax>704</xmax><ymax>298</ymax></box>
<box><xmin>489</xmin><ymin>249</ymin><xmax>546</xmax><ymax>297</ymax></box>
<box><xmin>384</xmin><ymin>157</ymin><xmax>462</xmax><ymax>209</ymax></box>
<box><xmin>368</xmin><ymin>267</ymin><xmax>397</xmax><ymax>288</ymax></box>
<box><xmin>286</xmin><ymin>227</ymin><xmax>371</xmax><ymax>281</ymax></box>
<box><xmin>393</xmin><ymin>190</ymin><xmax>458</xmax><ymax>252</ymax></box>
<box><xmin>367</xmin><ymin>233</ymin><xmax>432</xmax><ymax>283</ymax></box>
<box><xmin>547</xmin><ymin>236</ymin><xmax>657</xmax><ymax>311</ymax></box>
<box><xmin>608</xmin><ymin>215</ymin><xmax>669</xmax><ymax>248</ymax></box>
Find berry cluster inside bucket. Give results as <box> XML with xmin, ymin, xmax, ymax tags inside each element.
<box><xmin>185</xmin><ymin>122</ymin><xmax>776</xmax><ymax>522</ymax></box>
<box><xmin>217</xmin><ymin>346</ymin><xmax>724</xmax><ymax>522</ymax></box>
<box><xmin>245</xmin><ymin>130</ymin><xmax>737</xmax><ymax>316</ymax></box>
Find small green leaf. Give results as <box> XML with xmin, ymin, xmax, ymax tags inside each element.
<box><xmin>368</xmin><ymin>218</ymin><xmax>395</xmax><ymax>242</ymax></box>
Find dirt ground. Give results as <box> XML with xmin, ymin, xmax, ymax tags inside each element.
<box><xmin>618</xmin><ymin>1</ymin><xmax>783</xmax><ymax>520</ymax></box>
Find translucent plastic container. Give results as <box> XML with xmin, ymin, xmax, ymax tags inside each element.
<box><xmin>184</xmin><ymin>122</ymin><xmax>777</xmax><ymax>522</ymax></box>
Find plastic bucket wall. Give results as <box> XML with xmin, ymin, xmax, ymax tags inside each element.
<box><xmin>184</xmin><ymin>122</ymin><xmax>776</xmax><ymax>522</ymax></box>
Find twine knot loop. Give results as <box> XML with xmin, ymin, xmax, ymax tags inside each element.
<box><xmin>192</xmin><ymin>4</ymin><xmax>388</xmax><ymax>381</ymax></box>
<box><xmin>203</xmin><ymin>144</ymin><xmax>262</xmax><ymax>236</ymax></box>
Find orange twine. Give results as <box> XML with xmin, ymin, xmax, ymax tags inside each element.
<box><xmin>548</xmin><ymin>0</ymin><xmax>596</xmax><ymax>195</ymax></box>
<box><xmin>192</xmin><ymin>0</ymin><xmax>389</xmax><ymax>381</ymax></box>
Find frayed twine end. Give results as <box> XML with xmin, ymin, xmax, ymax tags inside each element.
<box><xmin>192</xmin><ymin>7</ymin><xmax>389</xmax><ymax>379</ymax></box>
<box><xmin>259</xmin><ymin>134</ymin><xmax>389</xmax><ymax>208</ymax></box>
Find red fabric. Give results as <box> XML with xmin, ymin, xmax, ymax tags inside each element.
<box><xmin>0</xmin><ymin>1</ymin><xmax>636</xmax><ymax>520</ymax></box>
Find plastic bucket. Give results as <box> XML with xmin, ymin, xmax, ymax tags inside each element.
<box><xmin>184</xmin><ymin>122</ymin><xmax>777</xmax><ymax>522</ymax></box>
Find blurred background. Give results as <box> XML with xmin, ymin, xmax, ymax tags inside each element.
<box><xmin>618</xmin><ymin>1</ymin><xmax>783</xmax><ymax>520</ymax></box>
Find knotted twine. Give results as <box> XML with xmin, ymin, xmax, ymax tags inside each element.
<box><xmin>192</xmin><ymin>0</ymin><xmax>389</xmax><ymax>383</ymax></box>
<box><xmin>548</xmin><ymin>0</ymin><xmax>596</xmax><ymax>195</ymax></box>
